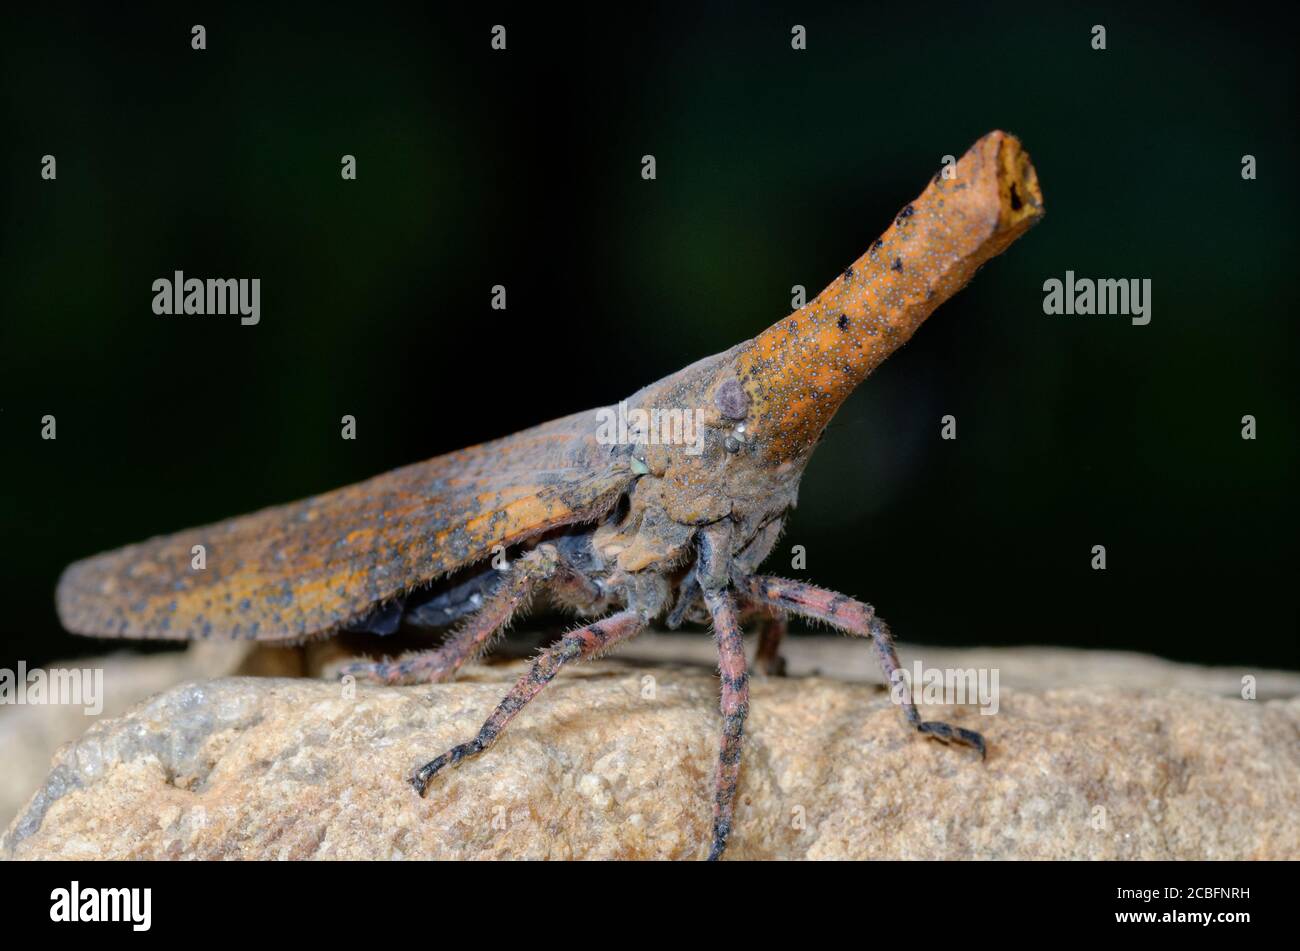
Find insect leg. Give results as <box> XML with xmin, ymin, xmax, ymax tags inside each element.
<box><xmin>696</xmin><ymin>523</ymin><xmax>750</xmax><ymax>861</ymax></box>
<box><xmin>703</xmin><ymin>585</ymin><xmax>748</xmax><ymax>861</ymax></box>
<box><xmin>740</xmin><ymin>576</ymin><xmax>985</xmax><ymax>758</ymax></box>
<box><xmin>735</xmin><ymin>601</ymin><xmax>788</xmax><ymax>675</ymax></box>
<box><xmin>411</xmin><ymin>608</ymin><xmax>644</xmax><ymax>795</ymax></box>
<box><xmin>664</xmin><ymin>569</ymin><xmax>700</xmax><ymax>629</ymax></box>
<box><xmin>339</xmin><ymin>546</ymin><xmax>558</xmax><ymax>685</ymax></box>
<box><xmin>753</xmin><ymin>608</ymin><xmax>789</xmax><ymax>677</ymax></box>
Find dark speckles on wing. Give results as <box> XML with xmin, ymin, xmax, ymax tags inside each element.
<box><xmin>55</xmin><ymin>409</ymin><xmax>631</xmax><ymax>643</ymax></box>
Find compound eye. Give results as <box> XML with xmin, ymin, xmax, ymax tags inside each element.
<box><xmin>714</xmin><ymin>378</ymin><xmax>750</xmax><ymax>421</ymax></box>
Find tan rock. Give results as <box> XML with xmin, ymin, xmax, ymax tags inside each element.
<box><xmin>0</xmin><ymin>642</ymin><xmax>262</xmax><ymax>831</ymax></box>
<box><xmin>4</xmin><ymin>649</ymin><xmax>1297</xmax><ymax>860</ymax></box>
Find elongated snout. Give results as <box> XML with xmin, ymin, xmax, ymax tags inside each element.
<box><xmin>736</xmin><ymin>130</ymin><xmax>1044</xmax><ymax>463</ymax></box>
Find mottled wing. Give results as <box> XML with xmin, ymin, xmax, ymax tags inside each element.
<box><xmin>57</xmin><ymin>410</ymin><xmax>631</xmax><ymax>641</ymax></box>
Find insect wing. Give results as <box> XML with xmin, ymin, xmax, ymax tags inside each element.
<box><xmin>56</xmin><ymin>411</ymin><xmax>630</xmax><ymax>641</ymax></box>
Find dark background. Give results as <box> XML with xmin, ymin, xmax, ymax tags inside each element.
<box><xmin>2</xmin><ymin>2</ymin><xmax>1296</xmax><ymax>670</ymax></box>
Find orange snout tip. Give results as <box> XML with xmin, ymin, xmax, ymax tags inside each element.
<box><xmin>982</xmin><ymin>130</ymin><xmax>1045</xmax><ymax>234</ymax></box>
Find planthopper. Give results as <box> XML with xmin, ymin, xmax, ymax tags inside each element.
<box><xmin>57</xmin><ymin>130</ymin><xmax>1044</xmax><ymax>860</ymax></box>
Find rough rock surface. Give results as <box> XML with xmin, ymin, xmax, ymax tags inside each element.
<box><xmin>0</xmin><ymin>641</ymin><xmax>303</xmax><ymax>829</ymax></box>
<box><xmin>4</xmin><ymin>643</ymin><xmax>1298</xmax><ymax>860</ymax></box>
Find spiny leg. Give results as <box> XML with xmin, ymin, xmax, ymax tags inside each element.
<box><xmin>411</xmin><ymin>608</ymin><xmax>644</xmax><ymax>795</ymax></box>
<box><xmin>339</xmin><ymin>546</ymin><xmax>557</xmax><ymax>686</ymax></box>
<box><xmin>740</xmin><ymin>575</ymin><xmax>985</xmax><ymax>758</ymax></box>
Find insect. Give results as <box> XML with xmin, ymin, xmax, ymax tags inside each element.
<box><xmin>58</xmin><ymin>130</ymin><xmax>1043</xmax><ymax>860</ymax></box>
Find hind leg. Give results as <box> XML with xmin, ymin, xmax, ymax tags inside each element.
<box><xmin>752</xmin><ymin>608</ymin><xmax>788</xmax><ymax>677</ymax></box>
<box><xmin>736</xmin><ymin>601</ymin><xmax>788</xmax><ymax>676</ymax></box>
<box><xmin>339</xmin><ymin>546</ymin><xmax>560</xmax><ymax>685</ymax></box>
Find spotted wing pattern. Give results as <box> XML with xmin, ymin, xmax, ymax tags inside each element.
<box><xmin>56</xmin><ymin>410</ymin><xmax>631</xmax><ymax>641</ymax></box>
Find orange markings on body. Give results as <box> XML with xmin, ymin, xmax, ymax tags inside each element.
<box><xmin>736</xmin><ymin>131</ymin><xmax>1042</xmax><ymax>462</ymax></box>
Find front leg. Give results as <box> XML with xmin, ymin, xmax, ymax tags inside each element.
<box><xmin>740</xmin><ymin>575</ymin><xmax>985</xmax><ymax>758</ymax></box>
<box><xmin>697</xmin><ymin>523</ymin><xmax>750</xmax><ymax>861</ymax></box>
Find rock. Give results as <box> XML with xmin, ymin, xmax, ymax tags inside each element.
<box><xmin>0</xmin><ymin>639</ymin><xmax>344</xmax><ymax>830</ymax></box>
<box><xmin>4</xmin><ymin>645</ymin><xmax>1298</xmax><ymax>860</ymax></box>
<box><xmin>0</xmin><ymin>642</ymin><xmax>258</xmax><ymax>831</ymax></box>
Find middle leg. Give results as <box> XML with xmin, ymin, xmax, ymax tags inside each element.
<box><xmin>411</xmin><ymin>608</ymin><xmax>645</xmax><ymax>795</ymax></box>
